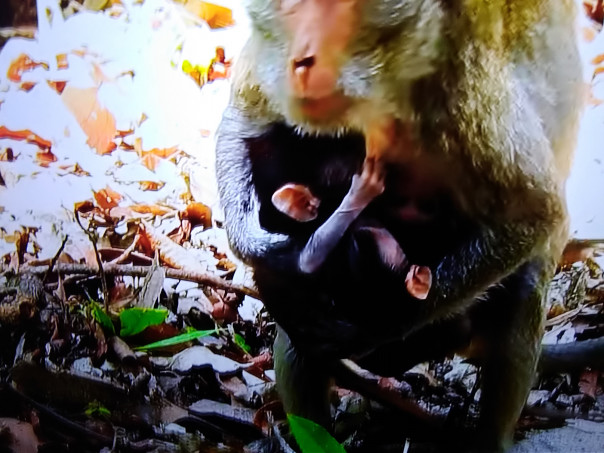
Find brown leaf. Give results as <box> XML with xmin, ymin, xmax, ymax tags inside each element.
<box><xmin>6</xmin><ymin>53</ymin><xmax>48</xmax><ymax>82</ymax></box>
<box><xmin>138</xmin><ymin>180</ymin><xmax>165</xmax><ymax>191</ymax></box>
<box><xmin>61</xmin><ymin>86</ymin><xmax>117</xmax><ymax>155</ymax></box>
<box><xmin>75</xmin><ymin>200</ymin><xmax>96</xmax><ymax>213</ymax></box>
<box><xmin>560</xmin><ymin>239</ymin><xmax>604</xmax><ymax>267</ymax></box>
<box><xmin>140</xmin><ymin>153</ymin><xmax>161</xmax><ymax>171</ymax></box>
<box><xmin>129</xmin><ymin>204</ymin><xmax>172</xmax><ymax>216</ymax></box>
<box><xmin>0</xmin><ymin>126</ymin><xmax>52</xmax><ymax>150</ymax></box>
<box><xmin>582</xmin><ymin>26</ymin><xmax>598</xmax><ymax>42</ymax></box>
<box><xmin>183</xmin><ymin>202</ymin><xmax>212</xmax><ymax>229</ymax></box>
<box><xmin>58</xmin><ymin>162</ymin><xmax>91</xmax><ymax>176</ymax></box>
<box><xmin>20</xmin><ymin>81</ymin><xmax>36</xmax><ymax>92</ymax></box>
<box><xmin>35</xmin><ymin>150</ymin><xmax>57</xmax><ymax>167</ymax></box>
<box><xmin>217</xmin><ymin>258</ymin><xmax>236</xmax><ymax>272</ymax></box>
<box><xmin>185</xmin><ymin>0</ymin><xmax>235</xmax><ymax>29</ymax></box>
<box><xmin>1</xmin><ymin>148</ymin><xmax>15</xmax><ymax>161</ymax></box>
<box><xmin>584</xmin><ymin>0</ymin><xmax>604</xmax><ymax>24</ymax></box>
<box><xmin>578</xmin><ymin>369</ymin><xmax>600</xmax><ymax>399</ymax></box>
<box><xmin>56</xmin><ymin>53</ymin><xmax>69</xmax><ymax>69</ymax></box>
<box><xmin>93</xmin><ymin>186</ymin><xmax>122</xmax><ymax>211</ymax></box>
<box><xmin>47</xmin><ymin>80</ymin><xmax>67</xmax><ymax>94</ymax></box>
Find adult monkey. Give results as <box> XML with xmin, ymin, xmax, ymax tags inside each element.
<box><xmin>215</xmin><ymin>0</ymin><xmax>583</xmax><ymax>451</ymax></box>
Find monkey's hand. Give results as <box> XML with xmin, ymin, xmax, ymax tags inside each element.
<box><xmin>343</xmin><ymin>157</ymin><xmax>385</xmax><ymax>211</ymax></box>
<box><xmin>299</xmin><ymin>158</ymin><xmax>384</xmax><ymax>274</ymax></box>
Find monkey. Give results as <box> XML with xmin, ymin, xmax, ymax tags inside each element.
<box><xmin>215</xmin><ymin>1</ymin><xmax>583</xmax><ymax>451</ymax></box>
<box><xmin>270</xmin><ymin>162</ymin><xmax>433</xmax><ymax>300</ymax></box>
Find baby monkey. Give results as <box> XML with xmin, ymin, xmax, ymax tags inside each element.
<box><xmin>271</xmin><ymin>158</ymin><xmax>432</xmax><ymax>300</ymax></box>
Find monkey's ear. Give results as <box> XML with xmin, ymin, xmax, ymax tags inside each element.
<box><xmin>405</xmin><ymin>265</ymin><xmax>432</xmax><ymax>300</ymax></box>
<box><xmin>271</xmin><ymin>183</ymin><xmax>319</xmax><ymax>222</ymax></box>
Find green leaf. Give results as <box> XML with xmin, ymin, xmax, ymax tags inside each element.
<box><xmin>233</xmin><ymin>333</ymin><xmax>251</xmax><ymax>354</ymax></box>
<box><xmin>119</xmin><ymin>308</ymin><xmax>168</xmax><ymax>337</ymax></box>
<box><xmin>287</xmin><ymin>414</ymin><xmax>346</xmax><ymax>453</ymax></box>
<box><xmin>134</xmin><ymin>329</ymin><xmax>216</xmax><ymax>351</ymax></box>
<box><xmin>85</xmin><ymin>401</ymin><xmax>111</xmax><ymax>418</ymax></box>
<box><xmin>91</xmin><ymin>302</ymin><xmax>115</xmax><ymax>335</ymax></box>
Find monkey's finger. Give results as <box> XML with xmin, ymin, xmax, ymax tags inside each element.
<box><xmin>363</xmin><ymin>157</ymin><xmax>376</xmax><ymax>177</ymax></box>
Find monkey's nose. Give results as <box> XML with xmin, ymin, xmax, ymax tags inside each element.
<box><xmin>293</xmin><ymin>55</ymin><xmax>316</xmax><ymax>71</ymax></box>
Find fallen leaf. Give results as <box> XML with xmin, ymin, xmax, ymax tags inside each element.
<box><xmin>185</xmin><ymin>1</ymin><xmax>235</xmax><ymax>29</ymax></box>
<box><xmin>149</xmin><ymin>146</ymin><xmax>178</xmax><ymax>159</ymax></box>
<box><xmin>0</xmin><ymin>126</ymin><xmax>52</xmax><ymax>150</ymax></box>
<box><xmin>138</xmin><ymin>180</ymin><xmax>165</xmax><ymax>191</ymax></box>
<box><xmin>75</xmin><ymin>200</ymin><xmax>96</xmax><ymax>213</ymax></box>
<box><xmin>129</xmin><ymin>204</ymin><xmax>172</xmax><ymax>216</ymax></box>
<box><xmin>58</xmin><ymin>162</ymin><xmax>91</xmax><ymax>176</ymax></box>
<box><xmin>20</xmin><ymin>81</ymin><xmax>36</xmax><ymax>92</ymax></box>
<box><xmin>35</xmin><ymin>150</ymin><xmax>58</xmax><ymax>167</ymax></box>
<box><xmin>578</xmin><ymin>369</ymin><xmax>600</xmax><ymax>399</ymax></box>
<box><xmin>183</xmin><ymin>202</ymin><xmax>212</xmax><ymax>229</ymax></box>
<box><xmin>584</xmin><ymin>0</ymin><xmax>604</xmax><ymax>24</ymax></box>
<box><xmin>0</xmin><ymin>148</ymin><xmax>15</xmax><ymax>161</ymax></box>
<box><xmin>140</xmin><ymin>152</ymin><xmax>161</xmax><ymax>171</ymax></box>
<box><xmin>170</xmin><ymin>346</ymin><xmax>248</xmax><ymax>374</ymax></box>
<box><xmin>93</xmin><ymin>186</ymin><xmax>122</xmax><ymax>211</ymax></box>
<box><xmin>62</xmin><ymin>85</ymin><xmax>117</xmax><ymax>155</ymax></box>
<box><xmin>56</xmin><ymin>53</ymin><xmax>69</xmax><ymax>69</ymax></box>
<box><xmin>47</xmin><ymin>80</ymin><xmax>67</xmax><ymax>94</ymax></box>
<box><xmin>6</xmin><ymin>53</ymin><xmax>49</xmax><ymax>82</ymax></box>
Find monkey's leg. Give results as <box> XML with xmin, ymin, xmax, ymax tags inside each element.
<box><xmin>274</xmin><ymin>325</ymin><xmax>332</xmax><ymax>428</ymax></box>
<box><xmin>476</xmin><ymin>260</ymin><xmax>547</xmax><ymax>452</ymax></box>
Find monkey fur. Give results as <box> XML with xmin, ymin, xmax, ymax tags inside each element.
<box><xmin>215</xmin><ymin>1</ymin><xmax>583</xmax><ymax>451</ymax></box>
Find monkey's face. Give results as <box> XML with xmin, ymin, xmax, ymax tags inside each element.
<box><xmin>244</xmin><ymin>0</ymin><xmax>444</xmax><ymax>132</ymax></box>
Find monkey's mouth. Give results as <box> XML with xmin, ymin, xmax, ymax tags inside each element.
<box><xmin>296</xmin><ymin>94</ymin><xmax>351</xmax><ymax>121</ymax></box>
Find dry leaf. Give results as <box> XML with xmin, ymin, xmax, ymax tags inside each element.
<box><xmin>62</xmin><ymin>86</ymin><xmax>117</xmax><ymax>155</ymax></box>
<box><xmin>0</xmin><ymin>126</ymin><xmax>52</xmax><ymax>150</ymax></box>
<box><xmin>138</xmin><ymin>181</ymin><xmax>165</xmax><ymax>191</ymax></box>
<box><xmin>584</xmin><ymin>0</ymin><xmax>604</xmax><ymax>24</ymax></box>
<box><xmin>140</xmin><ymin>153</ymin><xmax>161</xmax><ymax>171</ymax></box>
<box><xmin>1</xmin><ymin>148</ymin><xmax>15</xmax><ymax>161</ymax></box>
<box><xmin>35</xmin><ymin>150</ymin><xmax>58</xmax><ymax>167</ymax></box>
<box><xmin>578</xmin><ymin>369</ymin><xmax>600</xmax><ymax>399</ymax></box>
<box><xmin>47</xmin><ymin>80</ymin><xmax>67</xmax><ymax>94</ymax></box>
<box><xmin>148</xmin><ymin>146</ymin><xmax>178</xmax><ymax>159</ymax></box>
<box><xmin>129</xmin><ymin>204</ymin><xmax>172</xmax><ymax>216</ymax></box>
<box><xmin>20</xmin><ymin>81</ymin><xmax>36</xmax><ymax>92</ymax></box>
<box><xmin>582</xmin><ymin>26</ymin><xmax>598</xmax><ymax>42</ymax></box>
<box><xmin>183</xmin><ymin>202</ymin><xmax>212</xmax><ymax>229</ymax></box>
<box><xmin>93</xmin><ymin>186</ymin><xmax>122</xmax><ymax>211</ymax></box>
<box><xmin>185</xmin><ymin>0</ymin><xmax>235</xmax><ymax>29</ymax></box>
<box><xmin>6</xmin><ymin>54</ymin><xmax>49</xmax><ymax>82</ymax></box>
<box><xmin>58</xmin><ymin>162</ymin><xmax>91</xmax><ymax>176</ymax></box>
<box><xmin>140</xmin><ymin>223</ymin><xmax>207</xmax><ymax>273</ymax></box>
<box><xmin>56</xmin><ymin>53</ymin><xmax>69</xmax><ymax>69</ymax></box>
<box><xmin>75</xmin><ymin>200</ymin><xmax>96</xmax><ymax>214</ymax></box>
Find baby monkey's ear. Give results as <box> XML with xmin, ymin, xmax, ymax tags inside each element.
<box><xmin>272</xmin><ymin>183</ymin><xmax>321</xmax><ymax>222</ymax></box>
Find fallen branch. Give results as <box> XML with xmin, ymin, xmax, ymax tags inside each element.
<box><xmin>1</xmin><ymin>263</ymin><xmax>260</xmax><ymax>299</ymax></box>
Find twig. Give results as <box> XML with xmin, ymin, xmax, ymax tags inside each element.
<box><xmin>43</xmin><ymin>235</ymin><xmax>68</xmax><ymax>283</ymax></box>
<box><xmin>2</xmin><ymin>263</ymin><xmax>260</xmax><ymax>299</ymax></box>
<box><xmin>109</xmin><ymin>236</ymin><xmax>139</xmax><ymax>264</ymax></box>
<box><xmin>75</xmin><ymin>210</ymin><xmax>109</xmax><ymax>309</ymax></box>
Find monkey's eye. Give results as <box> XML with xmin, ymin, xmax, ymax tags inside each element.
<box><xmin>361</xmin><ymin>0</ymin><xmax>419</xmax><ymax>28</ymax></box>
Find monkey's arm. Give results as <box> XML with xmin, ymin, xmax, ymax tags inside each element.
<box><xmin>422</xmin><ymin>73</ymin><xmax>569</xmax><ymax>324</ymax></box>
<box><xmin>216</xmin><ymin>105</ymin><xmax>296</xmax><ymax>268</ymax></box>
<box><xmin>299</xmin><ymin>158</ymin><xmax>384</xmax><ymax>274</ymax></box>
